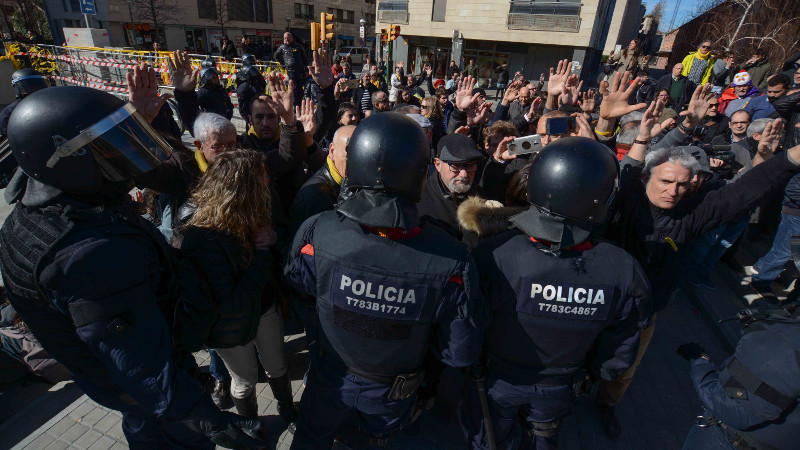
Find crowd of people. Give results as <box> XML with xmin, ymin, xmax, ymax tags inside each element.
<box><xmin>0</xmin><ymin>35</ymin><xmax>799</xmax><ymax>450</ymax></box>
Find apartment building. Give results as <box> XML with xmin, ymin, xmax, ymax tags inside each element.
<box><xmin>375</xmin><ymin>0</ymin><xmax>643</xmax><ymax>82</ymax></box>
<box><xmin>43</xmin><ymin>0</ymin><xmax>378</xmax><ymax>56</ymax></box>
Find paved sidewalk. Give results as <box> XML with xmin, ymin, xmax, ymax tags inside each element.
<box><xmin>1</xmin><ymin>285</ymin><xmax>730</xmax><ymax>450</ymax></box>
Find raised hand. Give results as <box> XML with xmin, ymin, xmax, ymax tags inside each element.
<box><xmin>168</xmin><ymin>51</ymin><xmax>198</xmax><ymax>93</ymax></box>
<box><xmin>638</xmin><ymin>97</ymin><xmax>667</xmax><ymax>140</ymax></box>
<box><xmin>502</xmin><ymin>80</ymin><xmax>522</xmax><ymax>105</ymax></box>
<box><xmin>680</xmin><ymin>83</ymin><xmax>714</xmax><ymax>127</ymax></box>
<box><xmin>265</xmin><ymin>72</ymin><xmax>294</xmax><ymax>125</ymax></box>
<box><xmin>528</xmin><ymin>96</ymin><xmax>542</xmax><ymax>118</ymax></box>
<box><xmin>454</xmin><ymin>126</ymin><xmax>471</xmax><ymax>135</ymax></box>
<box><xmin>547</xmin><ymin>59</ymin><xmax>572</xmax><ymax>98</ymax></box>
<box><xmin>757</xmin><ymin>118</ymin><xmax>784</xmax><ymax>156</ymax></box>
<box><xmin>559</xmin><ymin>75</ymin><xmax>582</xmax><ymax>107</ymax></box>
<box><xmin>424</xmin><ymin>64</ymin><xmax>433</xmax><ymax>78</ymax></box>
<box><xmin>577</xmin><ymin>89</ymin><xmax>596</xmax><ymax>114</ymax></box>
<box><xmin>127</xmin><ymin>62</ymin><xmax>172</xmax><ymax>123</ymax></box>
<box><xmin>309</xmin><ymin>48</ymin><xmax>334</xmax><ymax>89</ymax></box>
<box><xmin>455</xmin><ymin>75</ymin><xmax>480</xmax><ymax>111</ymax></box>
<box><xmin>493</xmin><ymin>136</ymin><xmax>517</xmax><ymax>162</ymax></box>
<box><xmin>296</xmin><ymin>98</ymin><xmax>316</xmax><ymax>146</ymax></box>
<box><xmin>467</xmin><ymin>101</ymin><xmax>493</xmax><ymax>126</ymax></box>
<box><xmin>571</xmin><ymin>113</ymin><xmax>595</xmax><ymax>140</ymax></box>
<box><xmin>599</xmin><ymin>71</ymin><xmax>646</xmax><ymax>120</ymax></box>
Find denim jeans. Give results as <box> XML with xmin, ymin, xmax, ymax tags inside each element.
<box><xmin>753</xmin><ymin>213</ymin><xmax>800</xmax><ymax>283</ymax></box>
<box><xmin>207</xmin><ymin>349</ymin><xmax>228</xmax><ymax>382</ymax></box>
<box><xmin>691</xmin><ymin>217</ymin><xmax>749</xmax><ymax>274</ymax></box>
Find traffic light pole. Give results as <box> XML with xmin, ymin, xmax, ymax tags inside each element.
<box><xmin>386</xmin><ymin>40</ymin><xmax>393</xmax><ymax>87</ymax></box>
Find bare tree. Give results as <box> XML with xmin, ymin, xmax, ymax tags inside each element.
<box><xmin>694</xmin><ymin>0</ymin><xmax>800</xmax><ymax>65</ymax></box>
<box><xmin>210</xmin><ymin>0</ymin><xmax>230</xmax><ymax>36</ymax></box>
<box><xmin>129</xmin><ymin>0</ymin><xmax>182</xmax><ymax>46</ymax></box>
<box><xmin>650</xmin><ymin>0</ymin><xmax>665</xmax><ymax>24</ymax></box>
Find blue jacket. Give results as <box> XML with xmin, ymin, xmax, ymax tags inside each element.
<box><xmin>690</xmin><ymin>317</ymin><xmax>800</xmax><ymax>449</ymax></box>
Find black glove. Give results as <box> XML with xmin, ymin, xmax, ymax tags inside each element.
<box><xmin>183</xmin><ymin>397</ymin><xmax>267</xmax><ymax>449</ymax></box>
<box><xmin>677</xmin><ymin>343</ymin><xmax>709</xmax><ymax>362</ymax></box>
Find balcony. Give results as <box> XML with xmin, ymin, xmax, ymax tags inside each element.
<box><xmin>507</xmin><ymin>0</ymin><xmax>582</xmax><ymax>33</ymax></box>
<box><xmin>377</xmin><ymin>1</ymin><xmax>409</xmax><ymax>24</ymax></box>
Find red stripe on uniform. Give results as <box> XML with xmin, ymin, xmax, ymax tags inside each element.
<box><xmin>448</xmin><ymin>275</ymin><xmax>464</xmax><ymax>285</ymax></box>
<box><xmin>301</xmin><ymin>243</ymin><xmax>314</xmax><ymax>256</ymax></box>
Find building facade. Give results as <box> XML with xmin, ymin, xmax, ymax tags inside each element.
<box><xmin>43</xmin><ymin>0</ymin><xmax>377</xmax><ymax>57</ymax></box>
<box><xmin>374</xmin><ymin>0</ymin><xmax>641</xmax><ymax>83</ymax></box>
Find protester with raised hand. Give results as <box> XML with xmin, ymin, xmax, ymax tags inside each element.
<box><xmin>596</xmin><ymin>83</ymin><xmax>800</xmax><ymax>438</ymax></box>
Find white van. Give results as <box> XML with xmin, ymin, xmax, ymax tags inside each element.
<box><xmin>337</xmin><ymin>47</ymin><xmax>372</xmax><ymax>65</ymax></box>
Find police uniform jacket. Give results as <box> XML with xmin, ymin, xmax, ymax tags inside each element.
<box><xmin>197</xmin><ymin>85</ymin><xmax>234</xmax><ymax>120</ymax></box>
<box><xmin>605</xmin><ymin>151</ymin><xmax>800</xmax><ymax>314</ymax></box>
<box><xmin>473</xmin><ymin>229</ymin><xmax>650</xmax><ymax>385</ymax></box>
<box><xmin>690</xmin><ymin>317</ymin><xmax>800</xmax><ymax>449</ymax></box>
<box><xmin>0</xmin><ymin>195</ymin><xmax>205</xmax><ymax>418</ymax></box>
<box><xmin>284</xmin><ymin>210</ymin><xmax>487</xmax><ymax>377</ymax></box>
<box><xmin>273</xmin><ymin>42</ymin><xmax>308</xmax><ymax>75</ymax></box>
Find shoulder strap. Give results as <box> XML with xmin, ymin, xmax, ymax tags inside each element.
<box><xmin>723</xmin><ymin>357</ymin><xmax>798</xmax><ymax>410</ymax></box>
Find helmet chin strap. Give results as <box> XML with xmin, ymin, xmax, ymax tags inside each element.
<box><xmin>509</xmin><ymin>207</ymin><xmax>594</xmax><ymax>254</ymax></box>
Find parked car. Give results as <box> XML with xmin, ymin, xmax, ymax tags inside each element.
<box><xmin>337</xmin><ymin>47</ymin><xmax>371</xmax><ymax>65</ymax></box>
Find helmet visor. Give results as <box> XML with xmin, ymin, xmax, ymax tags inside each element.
<box><xmin>46</xmin><ymin>103</ymin><xmax>173</xmax><ymax>181</ymax></box>
<box><xmin>14</xmin><ymin>75</ymin><xmax>51</xmax><ymax>96</ymax></box>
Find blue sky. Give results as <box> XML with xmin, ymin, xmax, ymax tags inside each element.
<box><xmin>643</xmin><ymin>0</ymin><xmax>698</xmax><ymax>31</ymax></box>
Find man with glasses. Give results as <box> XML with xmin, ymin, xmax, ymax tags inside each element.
<box><xmin>418</xmin><ymin>133</ymin><xmax>485</xmax><ymax>241</ymax></box>
<box><xmin>681</xmin><ymin>39</ymin><xmax>716</xmax><ymax>85</ymax></box>
<box><xmin>508</xmin><ymin>86</ymin><xmax>533</xmax><ymax>122</ymax></box>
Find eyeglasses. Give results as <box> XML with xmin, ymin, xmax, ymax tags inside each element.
<box><xmin>209</xmin><ymin>142</ymin><xmax>236</xmax><ymax>152</ymax></box>
<box><xmin>446</xmin><ymin>162</ymin><xmax>478</xmax><ymax>173</ymax></box>
<box><xmin>730</xmin><ymin>121</ymin><xmax>750</xmax><ymax>125</ymax></box>
<box><xmin>420</xmin><ymin>105</ymin><xmax>429</xmax><ymax>110</ymax></box>
<box><xmin>700</xmin><ymin>45</ymin><xmax>710</xmax><ymax>48</ymax></box>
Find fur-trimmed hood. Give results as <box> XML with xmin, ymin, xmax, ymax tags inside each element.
<box><xmin>457</xmin><ymin>196</ymin><xmax>528</xmax><ymax>238</ymax></box>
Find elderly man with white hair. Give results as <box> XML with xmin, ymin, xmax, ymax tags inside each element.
<box><xmin>595</xmin><ymin>85</ymin><xmax>798</xmax><ymax>438</ymax></box>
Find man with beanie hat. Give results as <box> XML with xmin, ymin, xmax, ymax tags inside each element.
<box><xmin>724</xmin><ymin>71</ymin><xmax>776</xmax><ymax>119</ymax></box>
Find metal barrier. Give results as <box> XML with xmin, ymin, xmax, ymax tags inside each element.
<box><xmin>0</xmin><ymin>42</ymin><xmax>286</xmax><ymax>95</ymax></box>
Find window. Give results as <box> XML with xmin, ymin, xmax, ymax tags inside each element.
<box><xmin>197</xmin><ymin>0</ymin><xmax>215</xmax><ymax>20</ymax></box>
<box><xmin>345</xmin><ymin>10</ymin><xmax>355</xmax><ymax>24</ymax></box>
<box><xmin>69</xmin><ymin>0</ymin><xmax>79</xmax><ymax>12</ymax></box>
<box><xmin>294</xmin><ymin>3</ymin><xmax>313</xmax><ymax>19</ymax></box>
<box><xmin>509</xmin><ymin>0</ymin><xmax>581</xmax><ymax>16</ymax></box>
<box><xmin>431</xmin><ymin>0</ymin><xmax>446</xmax><ymax>21</ymax></box>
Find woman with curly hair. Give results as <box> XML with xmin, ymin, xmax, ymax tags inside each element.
<box><xmin>181</xmin><ymin>149</ymin><xmax>299</xmax><ymax>432</ymax></box>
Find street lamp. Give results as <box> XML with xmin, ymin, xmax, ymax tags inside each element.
<box><xmin>359</xmin><ymin>18</ymin><xmax>365</xmax><ymax>48</ymax></box>
<box><xmin>285</xmin><ymin>17</ymin><xmax>291</xmax><ymax>32</ymax></box>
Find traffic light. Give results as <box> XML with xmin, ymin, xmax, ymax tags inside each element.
<box><xmin>389</xmin><ymin>24</ymin><xmax>401</xmax><ymax>41</ymax></box>
<box><xmin>320</xmin><ymin>12</ymin><xmax>335</xmax><ymax>43</ymax></box>
<box><xmin>380</xmin><ymin>29</ymin><xmax>387</xmax><ymax>44</ymax></box>
<box><xmin>310</xmin><ymin>22</ymin><xmax>320</xmax><ymax>51</ymax></box>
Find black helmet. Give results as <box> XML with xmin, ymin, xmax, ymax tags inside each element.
<box><xmin>246</xmin><ymin>66</ymin><xmax>266</xmax><ymax>91</ymax></box>
<box><xmin>241</xmin><ymin>53</ymin><xmax>256</xmax><ymax>67</ymax></box>
<box><xmin>201</xmin><ymin>57</ymin><xmax>216</xmax><ymax>69</ymax></box>
<box><xmin>8</xmin><ymin>86</ymin><xmax>173</xmax><ymax>195</ymax></box>
<box><xmin>199</xmin><ymin>67</ymin><xmax>220</xmax><ymax>88</ymax></box>
<box><xmin>12</xmin><ymin>68</ymin><xmax>50</xmax><ymax>100</ymax></box>
<box><xmin>526</xmin><ymin>136</ymin><xmax>619</xmax><ymax>225</ymax></box>
<box><xmin>345</xmin><ymin>112</ymin><xmax>430</xmax><ymax>201</ymax></box>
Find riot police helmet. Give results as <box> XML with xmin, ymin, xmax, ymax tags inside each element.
<box><xmin>345</xmin><ymin>112</ymin><xmax>430</xmax><ymax>201</ymax></box>
<box><xmin>199</xmin><ymin>67</ymin><xmax>220</xmax><ymax>88</ymax></box>
<box><xmin>200</xmin><ymin>57</ymin><xmax>216</xmax><ymax>69</ymax></box>
<box><xmin>11</xmin><ymin>68</ymin><xmax>50</xmax><ymax>100</ymax></box>
<box><xmin>241</xmin><ymin>53</ymin><xmax>256</xmax><ymax>67</ymax></box>
<box><xmin>526</xmin><ymin>136</ymin><xmax>619</xmax><ymax>225</ymax></box>
<box><xmin>8</xmin><ymin>86</ymin><xmax>173</xmax><ymax>195</ymax></box>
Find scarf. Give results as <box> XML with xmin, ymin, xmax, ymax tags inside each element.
<box><xmin>326</xmin><ymin>157</ymin><xmax>343</xmax><ymax>185</ymax></box>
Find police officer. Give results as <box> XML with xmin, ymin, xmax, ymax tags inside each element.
<box><xmin>198</xmin><ymin>66</ymin><xmax>234</xmax><ymax>119</ymax></box>
<box><xmin>201</xmin><ymin>56</ymin><xmax>216</xmax><ymax>69</ymax></box>
<box><xmin>0</xmin><ymin>86</ymin><xmax>265</xmax><ymax>449</ymax></box>
<box><xmin>284</xmin><ymin>112</ymin><xmax>487</xmax><ymax>449</ymax></box>
<box><xmin>678</xmin><ymin>304</ymin><xmax>800</xmax><ymax>450</ymax></box>
<box><xmin>0</xmin><ymin>68</ymin><xmax>51</xmax><ymax>136</ymax></box>
<box><xmin>235</xmin><ymin>61</ymin><xmax>266</xmax><ymax>124</ymax></box>
<box><xmin>273</xmin><ymin>32</ymin><xmax>308</xmax><ymax>106</ymax></box>
<box><xmin>463</xmin><ymin>137</ymin><xmax>651</xmax><ymax>450</ymax></box>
